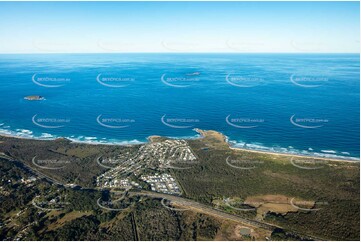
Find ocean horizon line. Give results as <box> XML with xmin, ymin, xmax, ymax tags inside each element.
<box><xmin>0</xmin><ymin>52</ymin><xmax>359</xmax><ymax>55</ymax></box>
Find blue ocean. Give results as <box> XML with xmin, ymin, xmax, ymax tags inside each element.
<box><xmin>0</xmin><ymin>53</ymin><xmax>359</xmax><ymax>160</ymax></box>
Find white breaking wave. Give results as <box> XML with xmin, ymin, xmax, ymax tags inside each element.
<box><xmin>230</xmin><ymin>139</ymin><xmax>359</xmax><ymax>161</ymax></box>
<box><xmin>84</xmin><ymin>137</ymin><xmax>97</xmax><ymax>140</ymax></box>
<box><xmin>16</xmin><ymin>129</ymin><xmax>33</xmax><ymax>135</ymax></box>
<box><xmin>321</xmin><ymin>150</ymin><xmax>337</xmax><ymax>154</ymax></box>
<box><xmin>0</xmin><ymin>126</ymin><xmax>144</xmax><ymax>146</ymax></box>
<box><xmin>0</xmin><ymin>126</ymin><xmax>359</xmax><ymax>161</ymax></box>
<box><xmin>66</xmin><ymin>136</ymin><xmax>144</xmax><ymax>145</ymax></box>
<box><xmin>0</xmin><ymin>128</ymin><xmax>35</xmax><ymax>139</ymax></box>
<box><xmin>40</xmin><ymin>133</ymin><xmax>54</xmax><ymax>139</ymax></box>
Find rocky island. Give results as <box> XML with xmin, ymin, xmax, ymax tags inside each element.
<box><xmin>24</xmin><ymin>95</ymin><xmax>45</xmax><ymax>101</ymax></box>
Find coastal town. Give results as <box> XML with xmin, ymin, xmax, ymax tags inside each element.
<box><xmin>140</xmin><ymin>173</ymin><xmax>181</xmax><ymax>195</ymax></box>
<box><xmin>96</xmin><ymin>139</ymin><xmax>197</xmax><ymax>194</ymax></box>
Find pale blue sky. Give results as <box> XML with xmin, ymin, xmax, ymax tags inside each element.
<box><xmin>0</xmin><ymin>1</ymin><xmax>359</xmax><ymax>53</ymax></box>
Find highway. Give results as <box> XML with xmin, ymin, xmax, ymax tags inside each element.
<box><xmin>1</xmin><ymin>153</ymin><xmax>323</xmax><ymax>241</ymax></box>
<box><xmin>129</xmin><ymin>190</ymin><xmax>278</xmax><ymax>231</ymax></box>
<box><xmin>130</xmin><ymin>190</ymin><xmax>324</xmax><ymax>241</ymax></box>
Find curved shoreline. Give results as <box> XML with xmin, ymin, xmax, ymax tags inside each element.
<box><xmin>0</xmin><ymin>132</ymin><xmax>145</xmax><ymax>146</ymax></box>
<box><xmin>229</xmin><ymin>146</ymin><xmax>359</xmax><ymax>163</ymax></box>
<box><xmin>193</xmin><ymin>128</ymin><xmax>359</xmax><ymax>163</ymax></box>
<box><xmin>1</xmin><ymin>129</ymin><xmax>359</xmax><ymax>163</ymax></box>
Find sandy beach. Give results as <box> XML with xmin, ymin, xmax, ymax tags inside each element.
<box><xmin>193</xmin><ymin>128</ymin><xmax>359</xmax><ymax>163</ymax></box>
<box><xmin>1</xmin><ymin>129</ymin><xmax>359</xmax><ymax>163</ymax></box>
<box><xmin>229</xmin><ymin>146</ymin><xmax>358</xmax><ymax>163</ymax></box>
